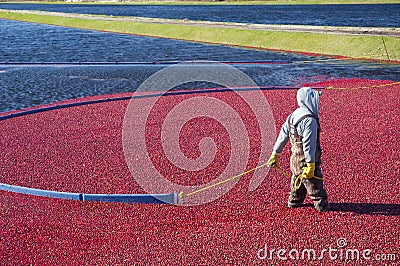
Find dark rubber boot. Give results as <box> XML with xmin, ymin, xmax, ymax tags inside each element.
<box><xmin>303</xmin><ymin>178</ymin><xmax>329</xmax><ymax>212</ymax></box>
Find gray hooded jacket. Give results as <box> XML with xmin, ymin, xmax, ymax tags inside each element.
<box><xmin>273</xmin><ymin>87</ymin><xmax>320</xmax><ymax>163</ymax></box>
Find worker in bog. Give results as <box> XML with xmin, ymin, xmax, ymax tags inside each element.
<box><xmin>267</xmin><ymin>87</ymin><xmax>329</xmax><ymax>212</ymax></box>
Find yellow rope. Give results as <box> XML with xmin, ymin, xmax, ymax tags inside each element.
<box><xmin>293</xmin><ymin>173</ymin><xmax>324</xmax><ymax>190</ymax></box>
<box><xmin>179</xmin><ymin>162</ymin><xmax>270</xmax><ymax>199</ymax></box>
<box><xmin>326</xmin><ymin>81</ymin><xmax>400</xmax><ymax>91</ymax></box>
<box><xmin>179</xmin><ymin>162</ymin><xmax>326</xmax><ymax>199</ymax></box>
<box><xmin>275</xmin><ymin>166</ymin><xmax>291</xmax><ymax>178</ymax></box>
<box><xmin>276</xmin><ymin>166</ymin><xmax>323</xmax><ymax>190</ymax></box>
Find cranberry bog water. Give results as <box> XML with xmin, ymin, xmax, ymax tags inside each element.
<box><xmin>1</xmin><ymin>77</ymin><xmax>399</xmax><ymax>264</ymax></box>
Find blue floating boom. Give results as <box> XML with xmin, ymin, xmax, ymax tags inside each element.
<box><xmin>0</xmin><ymin>60</ymin><xmax>292</xmax><ymax>66</ymax></box>
<box><xmin>0</xmin><ymin>183</ymin><xmax>179</xmax><ymax>204</ymax></box>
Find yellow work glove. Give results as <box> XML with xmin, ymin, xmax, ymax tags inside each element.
<box><xmin>267</xmin><ymin>152</ymin><xmax>280</xmax><ymax>168</ymax></box>
<box><xmin>301</xmin><ymin>162</ymin><xmax>315</xmax><ymax>179</ymax></box>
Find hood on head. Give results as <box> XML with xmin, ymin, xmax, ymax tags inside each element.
<box><xmin>297</xmin><ymin>87</ymin><xmax>320</xmax><ymax>117</ymax></box>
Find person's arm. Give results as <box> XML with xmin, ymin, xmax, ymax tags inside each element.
<box><xmin>273</xmin><ymin>118</ymin><xmax>290</xmax><ymax>153</ymax></box>
<box><xmin>267</xmin><ymin>117</ymin><xmax>290</xmax><ymax>167</ymax></box>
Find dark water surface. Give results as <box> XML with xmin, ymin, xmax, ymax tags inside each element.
<box><xmin>1</xmin><ymin>19</ymin><xmax>399</xmax><ymax>112</ymax></box>
<box><xmin>0</xmin><ymin>3</ymin><xmax>399</xmax><ymax>27</ymax></box>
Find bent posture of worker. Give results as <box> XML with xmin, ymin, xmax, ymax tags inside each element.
<box><xmin>267</xmin><ymin>87</ymin><xmax>329</xmax><ymax>212</ymax></box>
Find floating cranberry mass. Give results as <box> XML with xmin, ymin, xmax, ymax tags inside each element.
<box><xmin>1</xmin><ymin>78</ymin><xmax>399</xmax><ymax>265</ymax></box>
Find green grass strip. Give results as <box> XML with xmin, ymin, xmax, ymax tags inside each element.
<box><xmin>0</xmin><ymin>10</ymin><xmax>399</xmax><ymax>61</ymax></box>
<box><xmin>5</xmin><ymin>0</ymin><xmax>400</xmax><ymax>5</ymax></box>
